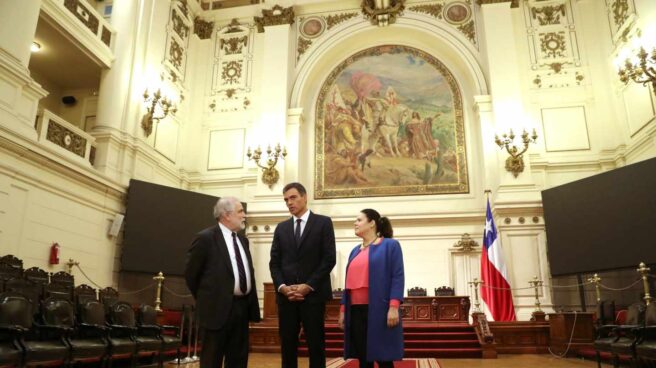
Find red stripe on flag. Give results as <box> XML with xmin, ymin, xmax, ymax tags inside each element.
<box><xmin>481</xmin><ymin>246</ymin><xmax>516</xmax><ymax>321</ymax></box>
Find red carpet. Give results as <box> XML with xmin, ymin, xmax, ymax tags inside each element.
<box><xmin>326</xmin><ymin>358</ymin><xmax>441</xmax><ymax>368</ymax></box>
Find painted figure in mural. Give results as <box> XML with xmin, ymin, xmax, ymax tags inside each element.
<box><xmin>326</xmin><ymin>149</ymin><xmax>370</xmax><ymax>186</ymax></box>
<box><xmin>338</xmin><ymin>209</ymin><xmax>405</xmax><ymax>368</ymax></box>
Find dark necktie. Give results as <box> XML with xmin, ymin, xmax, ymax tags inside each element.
<box><xmin>295</xmin><ymin>219</ymin><xmax>302</xmax><ymax>246</ymax></box>
<box><xmin>231</xmin><ymin>232</ymin><xmax>248</xmax><ymax>294</ymax></box>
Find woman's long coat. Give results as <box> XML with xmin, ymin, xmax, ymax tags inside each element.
<box><xmin>342</xmin><ymin>237</ymin><xmax>405</xmax><ymax>361</ymax></box>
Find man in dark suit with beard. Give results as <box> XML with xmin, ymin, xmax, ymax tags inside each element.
<box><xmin>185</xmin><ymin>196</ymin><xmax>260</xmax><ymax>368</ymax></box>
<box><xmin>270</xmin><ymin>182</ymin><xmax>336</xmax><ymax>368</ymax></box>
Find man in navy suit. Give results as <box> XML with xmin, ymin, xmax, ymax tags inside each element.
<box><xmin>185</xmin><ymin>197</ymin><xmax>260</xmax><ymax>368</ymax></box>
<box><xmin>270</xmin><ymin>182</ymin><xmax>336</xmax><ymax>368</ymax></box>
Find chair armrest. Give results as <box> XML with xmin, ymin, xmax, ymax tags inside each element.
<box><xmin>33</xmin><ymin>323</ymin><xmax>73</xmax><ymax>333</ymax></box>
<box><xmin>138</xmin><ymin>325</ymin><xmax>162</xmax><ymax>335</ymax></box>
<box><xmin>79</xmin><ymin>322</ymin><xmax>108</xmax><ymax>331</ymax></box>
<box><xmin>596</xmin><ymin>325</ymin><xmax>619</xmax><ymax>337</ymax></box>
<box><xmin>0</xmin><ymin>324</ymin><xmax>28</xmax><ymax>335</ymax></box>
<box><xmin>107</xmin><ymin>324</ymin><xmax>138</xmax><ymax>332</ymax></box>
<box><xmin>159</xmin><ymin>324</ymin><xmax>179</xmax><ymax>331</ymax></box>
<box><xmin>637</xmin><ymin>326</ymin><xmax>656</xmax><ymax>339</ymax></box>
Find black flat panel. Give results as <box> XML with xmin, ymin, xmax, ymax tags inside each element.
<box><xmin>121</xmin><ymin>180</ymin><xmax>220</xmax><ymax>276</ymax></box>
<box><xmin>542</xmin><ymin>157</ymin><xmax>656</xmax><ymax>276</ymax></box>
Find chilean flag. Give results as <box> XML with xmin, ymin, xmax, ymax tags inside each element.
<box><xmin>480</xmin><ymin>199</ymin><xmax>516</xmax><ymax>321</ymax></box>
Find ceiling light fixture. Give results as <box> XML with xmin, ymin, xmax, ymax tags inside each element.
<box><xmin>31</xmin><ymin>42</ymin><xmax>41</xmax><ymax>53</ymax></box>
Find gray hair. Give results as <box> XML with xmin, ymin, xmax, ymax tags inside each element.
<box><xmin>213</xmin><ymin>196</ymin><xmax>240</xmax><ymax>220</ymax></box>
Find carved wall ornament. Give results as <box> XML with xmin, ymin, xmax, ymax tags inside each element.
<box><xmin>611</xmin><ymin>0</ymin><xmax>630</xmax><ymax>29</ymax></box>
<box><xmin>297</xmin><ymin>37</ymin><xmax>313</xmax><ymax>60</ymax></box>
<box><xmin>101</xmin><ymin>27</ymin><xmax>111</xmax><ymax>46</ymax></box>
<box><xmin>531</xmin><ymin>4</ymin><xmax>566</xmax><ymax>26</ymax></box>
<box><xmin>325</xmin><ymin>13</ymin><xmax>358</xmax><ymax>29</ymax></box>
<box><xmin>458</xmin><ymin>21</ymin><xmax>476</xmax><ymax>43</ymax></box>
<box><xmin>169</xmin><ymin>39</ymin><xmax>184</xmax><ymax>69</ymax></box>
<box><xmin>254</xmin><ymin>5</ymin><xmax>295</xmax><ymax>33</ymax></box>
<box><xmin>225</xmin><ymin>89</ymin><xmax>237</xmax><ymax>98</ymax></box>
<box><xmin>172</xmin><ymin>11</ymin><xmax>190</xmax><ymax>39</ymax></box>
<box><xmin>407</xmin><ymin>2</ymin><xmax>477</xmax><ymax>45</ymax></box>
<box><xmin>361</xmin><ymin>0</ymin><xmax>406</xmax><ymax>27</ymax></box>
<box><xmin>226</xmin><ymin>18</ymin><xmax>243</xmax><ymax>33</ymax></box>
<box><xmin>540</xmin><ymin>32</ymin><xmax>567</xmax><ymax>58</ymax></box>
<box><xmin>46</xmin><ymin>122</ymin><xmax>87</xmax><ymax>157</ymax></box>
<box><xmin>220</xmin><ymin>36</ymin><xmax>248</xmax><ymax>55</ymax></box>
<box><xmin>452</xmin><ymin>233</ymin><xmax>480</xmax><ymax>252</ymax></box>
<box><xmin>194</xmin><ymin>17</ymin><xmax>214</xmax><ymax>39</ymax></box>
<box><xmin>176</xmin><ymin>0</ymin><xmax>190</xmax><ymax>20</ymax></box>
<box><xmin>222</xmin><ymin>60</ymin><xmax>243</xmax><ymax>84</ymax></box>
<box><xmin>408</xmin><ymin>3</ymin><xmax>444</xmax><ymax>19</ymax></box>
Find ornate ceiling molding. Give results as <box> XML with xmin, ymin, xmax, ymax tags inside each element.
<box><xmin>477</xmin><ymin>0</ymin><xmax>519</xmax><ymax>8</ymax></box>
<box><xmin>194</xmin><ymin>17</ymin><xmax>214</xmax><ymax>39</ymax></box>
<box><xmin>254</xmin><ymin>5</ymin><xmax>295</xmax><ymax>33</ymax></box>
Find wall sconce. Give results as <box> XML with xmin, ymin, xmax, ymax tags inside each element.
<box><xmin>141</xmin><ymin>88</ymin><xmax>177</xmax><ymax>137</ymax></box>
<box><xmin>361</xmin><ymin>0</ymin><xmax>405</xmax><ymax>27</ymax></box>
<box><xmin>494</xmin><ymin>129</ymin><xmax>538</xmax><ymax>178</ymax></box>
<box><xmin>246</xmin><ymin>144</ymin><xmax>287</xmax><ymax>188</ymax></box>
<box><xmin>617</xmin><ymin>46</ymin><xmax>656</xmax><ymax>95</ymax></box>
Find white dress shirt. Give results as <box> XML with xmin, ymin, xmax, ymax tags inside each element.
<box><xmin>219</xmin><ymin>222</ymin><xmax>252</xmax><ymax>295</ymax></box>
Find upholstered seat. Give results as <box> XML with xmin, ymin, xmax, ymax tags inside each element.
<box><xmin>0</xmin><ymin>292</ymin><xmax>30</xmax><ymax>367</ymax></box>
<box><xmin>71</xmin><ymin>299</ymin><xmax>109</xmax><ymax>364</ymax></box>
<box><xmin>595</xmin><ymin>302</ymin><xmax>645</xmax><ymax>368</ymax></box>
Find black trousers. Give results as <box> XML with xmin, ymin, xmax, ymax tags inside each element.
<box><xmin>200</xmin><ymin>297</ymin><xmax>250</xmax><ymax>368</ymax></box>
<box><xmin>350</xmin><ymin>305</ymin><xmax>393</xmax><ymax>368</ymax></box>
<box><xmin>278</xmin><ymin>300</ymin><xmax>326</xmax><ymax>368</ymax></box>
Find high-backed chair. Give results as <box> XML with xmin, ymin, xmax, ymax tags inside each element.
<box><xmin>106</xmin><ymin>301</ymin><xmax>139</xmax><ymax>366</ymax></box>
<box><xmin>74</xmin><ymin>284</ymin><xmax>98</xmax><ymax>306</ymax></box>
<box><xmin>610</xmin><ymin>302</ymin><xmax>647</xmax><ymax>368</ymax></box>
<box><xmin>2</xmin><ymin>294</ymin><xmax>70</xmax><ymax>367</ymax></box>
<box><xmin>595</xmin><ymin>302</ymin><xmax>645</xmax><ymax>368</ymax></box>
<box><xmin>137</xmin><ymin>304</ymin><xmax>182</xmax><ymax>362</ymax></box>
<box><xmin>0</xmin><ymin>291</ymin><xmax>30</xmax><ymax>367</ymax></box>
<box><xmin>407</xmin><ymin>287</ymin><xmax>427</xmax><ymax>297</ymax></box>
<box><xmin>434</xmin><ymin>286</ymin><xmax>455</xmax><ymax>296</ymax></box>
<box><xmin>636</xmin><ymin>303</ymin><xmax>656</xmax><ymax>366</ymax></box>
<box><xmin>23</xmin><ymin>267</ymin><xmax>49</xmax><ymax>298</ymax></box>
<box><xmin>3</xmin><ymin>278</ymin><xmax>41</xmax><ymax>319</ymax></box>
<box><xmin>100</xmin><ymin>287</ymin><xmax>119</xmax><ymax>314</ymax></box>
<box><xmin>596</xmin><ymin>300</ymin><xmax>616</xmax><ymax>327</ymax></box>
<box><xmin>0</xmin><ymin>255</ymin><xmax>23</xmax><ymax>276</ymax></box>
<box><xmin>75</xmin><ymin>299</ymin><xmax>111</xmax><ymax>366</ymax></box>
<box><xmin>47</xmin><ymin>272</ymin><xmax>74</xmax><ymax>301</ymax></box>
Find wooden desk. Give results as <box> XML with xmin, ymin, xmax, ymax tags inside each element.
<box><xmin>261</xmin><ymin>283</ymin><xmax>470</xmax><ymax>323</ymax></box>
<box><xmin>548</xmin><ymin>312</ymin><xmax>595</xmax><ymax>355</ymax></box>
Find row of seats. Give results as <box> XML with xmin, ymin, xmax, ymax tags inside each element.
<box><xmin>594</xmin><ymin>300</ymin><xmax>656</xmax><ymax>368</ymax></box>
<box><xmin>0</xmin><ymin>254</ymin><xmax>183</xmax><ymax>367</ymax></box>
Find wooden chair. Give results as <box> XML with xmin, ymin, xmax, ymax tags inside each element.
<box><xmin>407</xmin><ymin>287</ymin><xmax>427</xmax><ymax>297</ymax></box>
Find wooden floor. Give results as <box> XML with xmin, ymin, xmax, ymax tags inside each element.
<box><xmin>165</xmin><ymin>353</ymin><xmax>600</xmax><ymax>367</ymax></box>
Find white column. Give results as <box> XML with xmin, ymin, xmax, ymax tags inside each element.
<box><xmin>0</xmin><ymin>0</ymin><xmax>47</xmax><ymax>140</ymax></box>
<box><xmin>474</xmin><ymin>95</ymin><xmax>500</xmax><ymax>193</ymax></box>
<box><xmin>0</xmin><ymin>0</ymin><xmax>41</xmax><ymax>68</ymax></box>
<box><xmin>479</xmin><ymin>2</ymin><xmax>538</xmax><ymax>199</ymax></box>
<box><xmin>285</xmin><ymin>108</ymin><xmax>303</xmax><ymax>183</ymax></box>
<box><xmin>254</xmin><ymin>22</ymin><xmax>294</xmax><ymax>197</ymax></box>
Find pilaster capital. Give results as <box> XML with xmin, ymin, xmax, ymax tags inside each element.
<box><xmin>254</xmin><ymin>5</ymin><xmax>295</xmax><ymax>33</ymax></box>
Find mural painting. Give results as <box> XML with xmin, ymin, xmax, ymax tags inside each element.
<box><xmin>315</xmin><ymin>45</ymin><xmax>469</xmax><ymax>198</ymax></box>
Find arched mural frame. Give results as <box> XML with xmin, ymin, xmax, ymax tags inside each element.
<box><xmin>314</xmin><ymin>44</ymin><xmax>469</xmax><ymax>199</ymax></box>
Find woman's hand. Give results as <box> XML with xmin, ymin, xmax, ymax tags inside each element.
<box><xmin>387</xmin><ymin>306</ymin><xmax>399</xmax><ymax>328</ymax></box>
<box><xmin>338</xmin><ymin>311</ymin><xmax>345</xmax><ymax>330</ymax></box>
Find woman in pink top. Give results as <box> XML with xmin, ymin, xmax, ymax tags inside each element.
<box><xmin>338</xmin><ymin>209</ymin><xmax>405</xmax><ymax>368</ymax></box>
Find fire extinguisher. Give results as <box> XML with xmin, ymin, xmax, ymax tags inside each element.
<box><xmin>49</xmin><ymin>243</ymin><xmax>60</xmax><ymax>265</ymax></box>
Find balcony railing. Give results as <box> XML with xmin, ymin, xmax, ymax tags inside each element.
<box><xmin>36</xmin><ymin>109</ymin><xmax>96</xmax><ymax>167</ymax></box>
<box><xmin>41</xmin><ymin>0</ymin><xmax>116</xmax><ymax>67</ymax></box>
